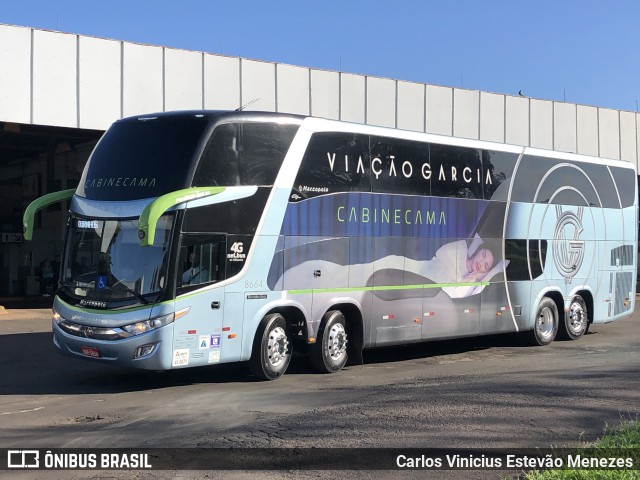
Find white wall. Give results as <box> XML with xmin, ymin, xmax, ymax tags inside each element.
<box><xmin>0</xmin><ymin>25</ymin><xmax>31</xmax><ymax>124</ymax></box>
<box><xmin>453</xmin><ymin>89</ymin><xmax>479</xmax><ymax>140</ymax></box>
<box><xmin>165</xmin><ymin>48</ymin><xmax>203</xmax><ymax>111</ymax></box>
<box><xmin>479</xmin><ymin>92</ymin><xmax>505</xmax><ymax>143</ymax></box>
<box><xmin>425</xmin><ymin>85</ymin><xmax>453</xmax><ymax>136</ymax></box>
<box><xmin>310</xmin><ymin>69</ymin><xmax>339</xmax><ymax>120</ymax></box>
<box><xmin>203</xmin><ymin>54</ymin><xmax>240</xmax><ymax>110</ymax></box>
<box><xmin>396</xmin><ymin>81</ymin><xmax>424</xmax><ymax>132</ymax></box>
<box><xmin>340</xmin><ymin>73</ymin><xmax>365</xmax><ymax>123</ymax></box>
<box><xmin>366</xmin><ymin>77</ymin><xmax>395</xmax><ymax>128</ymax></box>
<box><xmin>277</xmin><ymin>64</ymin><xmax>309</xmax><ymax>115</ymax></box>
<box><xmin>122</xmin><ymin>42</ymin><xmax>163</xmax><ymax>117</ymax></box>
<box><xmin>241</xmin><ymin>59</ymin><xmax>276</xmax><ymax>112</ymax></box>
<box><xmin>0</xmin><ymin>24</ymin><xmax>637</xmax><ymax>170</ymax></box>
<box><xmin>79</xmin><ymin>36</ymin><xmax>121</xmax><ymax>129</ymax></box>
<box><xmin>32</xmin><ymin>30</ymin><xmax>77</xmax><ymax>127</ymax></box>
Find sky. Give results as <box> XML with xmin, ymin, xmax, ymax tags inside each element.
<box><xmin>1</xmin><ymin>0</ymin><xmax>639</xmax><ymax>112</ymax></box>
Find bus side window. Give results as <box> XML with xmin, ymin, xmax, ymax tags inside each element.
<box><xmin>294</xmin><ymin>132</ymin><xmax>371</xmax><ymax>197</ymax></box>
<box><xmin>370</xmin><ymin>135</ymin><xmax>430</xmax><ymax>196</ymax></box>
<box><xmin>177</xmin><ymin>235</ymin><xmax>226</xmax><ymax>290</ymax></box>
<box><xmin>429</xmin><ymin>143</ymin><xmax>483</xmax><ymax>199</ymax></box>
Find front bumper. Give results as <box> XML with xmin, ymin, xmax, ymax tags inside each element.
<box><xmin>52</xmin><ymin>320</ymin><xmax>173</xmax><ymax>370</ymax></box>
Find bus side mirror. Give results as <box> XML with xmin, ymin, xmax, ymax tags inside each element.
<box><xmin>138</xmin><ymin>187</ymin><xmax>225</xmax><ymax>247</ymax></box>
<box><xmin>23</xmin><ymin>189</ymin><xmax>75</xmax><ymax>241</ymax></box>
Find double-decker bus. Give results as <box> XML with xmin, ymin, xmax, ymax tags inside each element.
<box><xmin>24</xmin><ymin>110</ymin><xmax>637</xmax><ymax>380</ymax></box>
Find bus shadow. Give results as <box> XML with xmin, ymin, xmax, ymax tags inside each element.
<box><xmin>0</xmin><ymin>331</ymin><xmax>265</xmax><ymax>396</ymax></box>
<box><xmin>360</xmin><ymin>332</ymin><xmax>519</xmax><ymax>365</ymax></box>
<box><xmin>357</xmin><ymin>329</ymin><xmax>600</xmax><ymax>366</ymax></box>
<box><xmin>0</xmin><ymin>329</ymin><xmax>601</xmax><ymax>395</ymax></box>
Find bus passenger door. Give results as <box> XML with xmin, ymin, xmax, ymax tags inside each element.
<box><xmin>372</xmin><ymin>238</ymin><xmax>422</xmax><ymax>346</ymax></box>
<box><xmin>173</xmin><ymin>235</ymin><xmax>226</xmax><ymax>367</ymax></box>
<box><xmin>479</xmin><ymin>238</ymin><xmax>512</xmax><ymax>335</ymax></box>
<box><xmin>422</xmin><ymin>239</ymin><xmax>480</xmax><ymax>340</ymax></box>
<box><xmin>479</xmin><ymin>277</ymin><xmax>513</xmax><ymax>334</ymax></box>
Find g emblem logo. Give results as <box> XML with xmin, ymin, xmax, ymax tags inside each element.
<box><xmin>553</xmin><ymin>206</ymin><xmax>584</xmax><ymax>284</ymax></box>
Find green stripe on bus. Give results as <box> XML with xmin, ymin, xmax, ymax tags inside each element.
<box><xmin>288</xmin><ymin>281</ymin><xmax>489</xmax><ymax>295</ymax></box>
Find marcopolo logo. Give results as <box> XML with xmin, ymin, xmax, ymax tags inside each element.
<box><xmin>552</xmin><ymin>206</ymin><xmax>585</xmax><ymax>284</ymax></box>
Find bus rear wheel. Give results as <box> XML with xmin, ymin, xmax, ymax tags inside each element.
<box><xmin>249</xmin><ymin>313</ymin><xmax>291</xmax><ymax>380</ymax></box>
<box><xmin>310</xmin><ymin>310</ymin><xmax>348</xmax><ymax>373</ymax></box>
<box><xmin>527</xmin><ymin>297</ymin><xmax>559</xmax><ymax>346</ymax></box>
<box><xmin>558</xmin><ymin>295</ymin><xmax>588</xmax><ymax>340</ymax></box>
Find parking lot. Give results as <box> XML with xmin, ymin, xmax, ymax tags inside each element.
<box><xmin>1</xmin><ymin>304</ymin><xmax>639</xmax><ymax>479</ymax></box>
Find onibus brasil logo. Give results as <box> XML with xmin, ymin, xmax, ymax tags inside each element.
<box><xmin>552</xmin><ymin>205</ymin><xmax>585</xmax><ymax>284</ymax></box>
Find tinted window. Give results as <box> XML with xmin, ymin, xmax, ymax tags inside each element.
<box><xmin>193</xmin><ymin>122</ymin><xmax>299</xmax><ymax>187</ymax></box>
<box><xmin>505</xmin><ymin>239</ymin><xmax>547</xmax><ymax>281</ymax></box>
<box><xmin>610</xmin><ymin>165</ymin><xmax>636</xmax><ymax>208</ymax></box>
<box><xmin>293</xmin><ymin>132</ymin><xmax>370</xmax><ymax>199</ymax></box>
<box><xmin>509</xmin><ymin>156</ymin><xmax>539</xmax><ymax>203</ymax></box>
<box><xmin>429</xmin><ymin>144</ymin><xmax>483</xmax><ymax>199</ymax></box>
<box><xmin>482</xmin><ymin>150</ymin><xmax>518</xmax><ymax>201</ymax></box>
<box><xmin>182</xmin><ymin>188</ymin><xmax>270</xmax><ymax>234</ymax></box>
<box><xmin>538</xmin><ymin>163</ymin><xmax>599</xmax><ymax>207</ymax></box>
<box><xmin>610</xmin><ymin>245</ymin><xmax>634</xmax><ymax>266</ymax></box>
<box><xmin>581</xmin><ymin>163</ymin><xmax>620</xmax><ymax>208</ymax></box>
<box><xmin>177</xmin><ymin>235</ymin><xmax>226</xmax><ymax>294</ymax></box>
<box><xmin>512</xmin><ymin>156</ymin><xmax>616</xmax><ymax>207</ymax></box>
<box><xmin>78</xmin><ymin>116</ymin><xmax>210</xmax><ymax>200</ymax></box>
<box><xmin>370</xmin><ymin>136</ymin><xmax>430</xmax><ymax>195</ymax></box>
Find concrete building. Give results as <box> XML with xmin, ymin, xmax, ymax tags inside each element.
<box><xmin>0</xmin><ymin>23</ymin><xmax>638</xmax><ymax>296</ymax></box>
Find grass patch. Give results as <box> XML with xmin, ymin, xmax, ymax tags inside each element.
<box><xmin>522</xmin><ymin>419</ymin><xmax>640</xmax><ymax>479</ymax></box>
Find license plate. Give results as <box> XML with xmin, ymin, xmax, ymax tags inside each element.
<box><xmin>80</xmin><ymin>346</ymin><xmax>101</xmax><ymax>358</ymax></box>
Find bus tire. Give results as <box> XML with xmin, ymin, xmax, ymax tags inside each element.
<box><xmin>249</xmin><ymin>313</ymin><xmax>291</xmax><ymax>380</ymax></box>
<box><xmin>527</xmin><ymin>297</ymin><xmax>559</xmax><ymax>346</ymax></box>
<box><xmin>558</xmin><ymin>295</ymin><xmax>588</xmax><ymax>340</ymax></box>
<box><xmin>310</xmin><ymin>310</ymin><xmax>348</xmax><ymax>373</ymax></box>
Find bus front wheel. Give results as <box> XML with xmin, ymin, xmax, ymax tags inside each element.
<box><xmin>558</xmin><ymin>295</ymin><xmax>588</xmax><ymax>340</ymax></box>
<box><xmin>310</xmin><ymin>310</ymin><xmax>348</xmax><ymax>373</ymax></box>
<box><xmin>249</xmin><ymin>313</ymin><xmax>291</xmax><ymax>380</ymax></box>
<box><xmin>527</xmin><ymin>297</ymin><xmax>559</xmax><ymax>346</ymax></box>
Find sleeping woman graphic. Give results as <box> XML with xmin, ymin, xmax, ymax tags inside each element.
<box><xmin>277</xmin><ymin>235</ymin><xmax>507</xmax><ymax>299</ymax></box>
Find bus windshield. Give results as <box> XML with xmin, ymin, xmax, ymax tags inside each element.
<box><xmin>60</xmin><ymin>215</ymin><xmax>174</xmax><ymax>304</ymax></box>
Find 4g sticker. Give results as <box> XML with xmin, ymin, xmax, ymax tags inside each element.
<box><xmin>227</xmin><ymin>242</ymin><xmax>246</xmax><ymax>262</ymax></box>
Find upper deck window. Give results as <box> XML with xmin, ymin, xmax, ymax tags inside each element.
<box><xmin>192</xmin><ymin>122</ymin><xmax>300</xmax><ymax>187</ymax></box>
<box><xmin>511</xmin><ymin>155</ymin><xmax>621</xmax><ymax>208</ymax></box>
<box><xmin>78</xmin><ymin>115</ymin><xmax>211</xmax><ymax>201</ymax></box>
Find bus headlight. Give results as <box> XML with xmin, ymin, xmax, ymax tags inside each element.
<box><xmin>122</xmin><ymin>312</ymin><xmax>175</xmax><ymax>336</ymax></box>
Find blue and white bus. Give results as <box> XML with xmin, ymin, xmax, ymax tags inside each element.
<box><xmin>24</xmin><ymin>111</ymin><xmax>637</xmax><ymax>380</ymax></box>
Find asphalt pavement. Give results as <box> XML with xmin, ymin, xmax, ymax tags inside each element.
<box><xmin>1</xmin><ymin>297</ymin><xmax>639</xmax><ymax>480</ymax></box>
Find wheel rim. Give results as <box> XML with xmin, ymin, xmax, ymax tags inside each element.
<box><xmin>267</xmin><ymin>326</ymin><xmax>289</xmax><ymax>368</ymax></box>
<box><xmin>327</xmin><ymin>323</ymin><xmax>348</xmax><ymax>362</ymax></box>
<box><xmin>536</xmin><ymin>306</ymin><xmax>555</xmax><ymax>341</ymax></box>
<box><xmin>568</xmin><ymin>301</ymin><xmax>586</xmax><ymax>336</ymax></box>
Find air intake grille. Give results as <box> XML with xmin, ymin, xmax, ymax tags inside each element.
<box><xmin>610</xmin><ymin>245</ymin><xmax>634</xmax><ymax>266</ymax></box>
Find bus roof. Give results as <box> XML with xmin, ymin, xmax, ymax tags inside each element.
<box><xmin>114</xmin><ymin>110</ymin><xmax>306</xmax><ymax>125</ymax></box>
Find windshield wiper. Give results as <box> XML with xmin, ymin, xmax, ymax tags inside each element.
<box><xmin>108</xmin><ymin>284</ymin><xmax>150</xmax><ymax>305</ymax></box>
<box><xmin>60</xmin><ymin>280</ymin><xmax>151</xmax><ymax>305</ymax></box>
